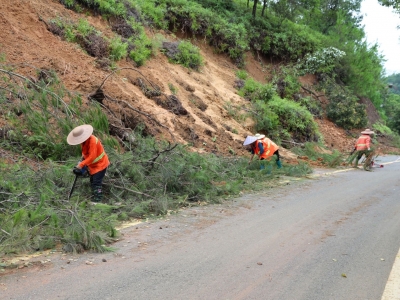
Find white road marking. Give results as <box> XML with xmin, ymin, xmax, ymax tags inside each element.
<box><xmin>309</xmin><ymin>157</ymin><xmax>400</xmax><ymax>178</ymax></box>
<box><xmin>382</xmin><ymin>248</ymin><xmax>400</xmax><ymax>300</ymax></box>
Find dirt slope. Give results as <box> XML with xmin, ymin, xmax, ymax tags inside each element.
<box><xmin>0</xmin><ymin>0</ymin><xmax>394</xmax><ymax>161</ymax></box>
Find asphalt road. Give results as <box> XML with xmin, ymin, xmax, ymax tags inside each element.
<box><xmin>1</xmin><ymin>156</ymin><xmax>400</xmax><ymax>300</ymax></box>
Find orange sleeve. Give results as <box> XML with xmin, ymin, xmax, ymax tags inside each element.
<box><xmin>366</xmin><ymin>136</ymin><xmax>371</xmax><ymax>148</ymax></box>
<box><xmin>78</xmin><ymin>136</ymin><xmax>98</xmax><ymax>168</ymax></box>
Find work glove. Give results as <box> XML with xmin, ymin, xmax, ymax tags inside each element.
<box><xmin>73</xmin><ymin>166</ymin><xmax>88</xmax><ymax>176</ymax></box>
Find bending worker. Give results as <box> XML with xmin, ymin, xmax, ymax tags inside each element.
<box><xmin>351</xmin><ymin>128</ymin><xmax>374</xmax><ymax>168</ymax></box>
<box><xmin>243</xmin><ymin>133</ymin><xmax>282</xmax><ymax>169</ymax></box>
<box><xmin>67</xmin><ymin>124</ymin><xmax>110</xmax><ymax>202</ymax></box>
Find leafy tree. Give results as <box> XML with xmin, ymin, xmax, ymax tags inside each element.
<box><xmin>378</xmin><ymin>0</ymin><xmax>400</xmax><ymax>13</ymax></box>
<box><xmin>385</xmin><ymin>73</ymin><xmax>400</xmax><ymax>95</ymax></box>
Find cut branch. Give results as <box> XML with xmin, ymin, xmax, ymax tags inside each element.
<box><xmin>301</xmin><ymin>85</ymin><xmax>325</xmax><ymax>99</ymax></box>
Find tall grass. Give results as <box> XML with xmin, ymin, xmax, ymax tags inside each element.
<box><xmin>0</xmin><ymin>65</ymin><xmax>313</xmax><ymax>255</ymax></box>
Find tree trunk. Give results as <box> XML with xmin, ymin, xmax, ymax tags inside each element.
<box><xmin>262</xmin><ymin>0</ymin><xmax>267</xmax><ymax>16</ymax></box>
<box><xmin>252</xmin><ymin>0</ymin><xmax>257</xmax><ymax>17</ymax></box>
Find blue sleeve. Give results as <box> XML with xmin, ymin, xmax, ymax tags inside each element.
<box><xmin>258</xmin><ymin>142</ymin><xmax>264</xmax><ymax>154</ymax></box>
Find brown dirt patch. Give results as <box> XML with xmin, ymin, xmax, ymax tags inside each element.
<box><xmin>0</xmin><ymin>0</ymin><xmax>397</xmax><ymax>166</ymax></box>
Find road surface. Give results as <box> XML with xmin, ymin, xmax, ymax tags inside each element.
<box><xmin>1</xmin><ymin>156</ymin><xmax>400</xmax><ymax>300</ymax></box>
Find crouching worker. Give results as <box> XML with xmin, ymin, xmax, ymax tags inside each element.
<box><xmin>350</xmin><ymin>128</ymin><xmax>374</xmax><ymax>169</ymax></box>
<box><xmin>67</xmin><ymin>124</ymin><xmax>110</xmax><ymax>203</ymax></box>
<box><xmin>243</xmin><ymin>133</ymin><xmax>282</xmax><ymax>170</ymax></box>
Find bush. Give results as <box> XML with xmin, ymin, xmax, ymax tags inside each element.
<box><xmin>267</xmin><ymin>97</ymin><xmax>320</xmax><ymax>142</ymax></box>
<box><xmin>109</xmin><ymin>36</ymin><xmax>128</xmax><ymax>61</ymax></box>
<box><xmin>272</xmin><ymin>66</ymin><xmax>301</xmax><ymax>99</ymax></box>
<box><xmin>292</xmin><ymin>142</ymin><xmax>343</xmax><ymax>167</ymax></box>
<box><xmin>237</xmin><ymin>78</ymin><xmax>276</xmax><ymax>102</ymax></box>
<box><xmin>162</xmin><ymin>40</ymin><xmax>203</xmax><ymax>70</ymax></box>
<box><xmin>262</xmin><ymin>21</ymin><xmax>323</xmax><ymax>62</ymax></box>
<box><xmin>324</xmin><ymin>83</ymin><xmax>367</xmax><ymax>129</ymax></box>
<box><xmin>297</xmin><ymin>47</ymin><xmax>346</xmax><ymax>76</ymax></box>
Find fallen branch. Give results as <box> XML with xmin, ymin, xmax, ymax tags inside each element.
<box><xmin>0</xmin><ymin>68</ymin><xmax>76</xmax><ymax>116</ymax></box>
<box><xmin>281</xmin><ymin>140</ymin><xmax>305</xmax><ymax>147</ymax></box>
<box><xmin>111</xmin><ymin>184</ymin><xmax>154</xmax><ymax>199</ymax></box>
<box><xmin>95</xmin><ymin>67</ymin><xmax>158</xmax><ymax>92</ymax></box>
<box><xmin>104</xmin><ymin>94</ymin><xmax>176</xmax><ymax>142</ymax></box>
<box><xmin>1</xmin><ymin>228</ymin><xmax>11</xmax><ymax>236</ymax></box>
<box><xmin>301</xmin><ymin>85</ymin><xmax>325</xmax><ymax>99</ymax></box>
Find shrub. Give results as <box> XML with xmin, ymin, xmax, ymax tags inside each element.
<box><xmin>292</xmin><ymin>142</ymin><xmax>343</xmax><ymax>167</ymax></box>
<box><xmin>162</xmin><ymin>40</ymin><xmax>203</xmax><ymax>70</ymax></box>
<box><xmin>297</xmin><ymin>47</ymin><xmax>346</xmax><ymax>76</ymax></box>
<box><xmin>109</xmin><ymin>36</ymin><xmax>128</xmax><ymax>61</ymax></box>
<box><xmin>262</xmin><ymin>21</ymin><xmax>323</xmax><ymax>62</ymax></box>
<box><xmin>373</xmin><ymin>122</ymin><xmax>393</xmax><ymax>136</ymax></box>
<box><xmin>237</xmin><ymin>78</ymin><xmax>276</xmax><ymax>102</ymax></box>
<box><xmin>272</xmin><ymin>66</ymin><xmax>301</xmax><ymax>99</ymax></box>
<box><xmin>324</xmin><ymin>84</ymin><xmax>367</xmax><ymax>129</ymax></box>
<box><xmin>267</xmin><ymin>97</ymin><xmax>320</xmax><ymax>142</ymax></box>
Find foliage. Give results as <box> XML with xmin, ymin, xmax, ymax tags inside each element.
<box><xmin>109</xmin><ymin>36</ymin><xmax>128</xmax><ymax>61</ymax></box>
<box><xmin>0</xmin><ymin>65</ymin><xmax>116</xmax><ymax>160</ymax></box>
<box><xmin>262</xmin><ymin>21</ymin><xmax>324</xmax><ymax>62</ymax></box>
<box><xmin>385</xmin><ymin>73</ymin><xmax>400</xmax><ymax>95</ymax></box>
<box><xmin>125</xmin><ymin>20</ymin><xmax>153</xmax><ymax>66</ymax></box>
<box><xmin>297</xmin><ymin>47</ymin><xmax>346</xmax><ymax>76</ymax></box>
<box><xmin>372</xmin><ymin>122</ymin><xmax>394</xmax><ymax>136</ymax></box>
<box><xmin>162</xmin><ymin>40</ymin><xmax>203</xmax><ymax>70</ymax></box>
<box><xmin>378</xmin><ymin>0</ymin><xmax>400</xmax><ymax>14</ymax></box>
<box><xmin>60</xmin><ymin>0</ymin><xmax>125</xmax><ymax>16</ymax></box>
<box><xmin>237</xmin><ymin>77</ymin><xmax>276</xmax><ymax>102</ymax></box>
<box><xmin>0</xmin><ymin>66</ymin><xmax>314</xmax><ymax>255</ymax></box>
<box><xmin>272</xmin><ymin>66</ymin><xmax>302</xmax><ymax>99</ymax></box>
<box><xmin>250</xmin><ymin>95</ymin><xmax>320</xmax><ymax>143</ymax></box>
<box><xmin>0</xmin><ymin>134</ymin><xmax>313</xmax><ymax>255</ymax></box>
<box><xmin>382</xmin><ymin>93</ymin><xmax>400</xmax><ymax>134</ymax></box>
<box><xmin>291</xmin><ymin>142</ymin><xmax>344</xmax><ymax>167</ymax></box>
<box><xmin>296</xmin><ymin>96</ymin><xmax>323</xmax><ymax>118</ymax></box>
<box><xmin>322</xmin><ymin>80</ymin><xmax>368</xmax><ymax>129</ymax></box>
<box><xmin>267</xmin><ymin>97</ymin><xmax>320</xmax><ymax>143</ymax></box>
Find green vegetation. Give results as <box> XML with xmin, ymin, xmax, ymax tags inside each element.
<box><xmin>292</xmin><ymin>142</ymin><xmax>343</xmax><ymax>167</ymax></box>
<box><xmin>54</xmin><ymin>0</ymin><xmax>396</xmax><ymax>133</ymax></box>
<box><xmin>0</xmin><ymin>64</ymin><xmax>312</xmax><ymax>255</ymax></box>
<box><xmin>2</xmin><ymin>0</ymin><xmax>400</xmax><ymax>256</ymax></box>
<box><xmin>162</xmin><ymin>40</ymin><xmax>203</xmax><ymax>70</ymax></box>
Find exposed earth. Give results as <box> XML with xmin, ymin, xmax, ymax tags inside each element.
<box><xmin>2</xmin><ymin>0</ymin><xmax>398</xmax><ymax>166</ymax></box>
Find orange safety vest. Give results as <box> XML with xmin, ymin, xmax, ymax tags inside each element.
<box><xmin>355</xmin><ymin>135</ymin><xmax>370</xmax><ymax>151</ymax></box>
<box><xmin>254</xmin><ymin>138</ymin><xmax>279</xmax><ymax>159</ymax></box>
<box><xmin>79</xmin><ymin>135</ymin><xmax>110</xmax><ymax>175</ymax></box>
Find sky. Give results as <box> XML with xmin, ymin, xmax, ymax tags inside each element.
<box><xmin>360</xmin><ymin>0</ymin><xmax>400</xmax><ymax>76</ymax></box>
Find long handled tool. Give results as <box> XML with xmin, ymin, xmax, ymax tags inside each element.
<box><xmin>68</xmin><ymin>166</ymin><xmax>88</xmax><ymax>200</ymax></box>
<box><xmin>68</xmin><ymin>174</ymin><xmax>79</xmax><ymax>200</ymax></box>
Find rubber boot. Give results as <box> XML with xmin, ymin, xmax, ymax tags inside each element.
<box><xmin>266</xmin><ymin>165</ymin><xmax>272</xmax><ymax>174</ymax></box>
<box><xmin>92</xmin><ymin>185</ymin><xmax>103</xmax><ymax>203</ymax></box>
<box><xmin>260</xmin><ymin>164</ymin><xmax>265</xmax><ymax>170</ymax></box>
<box><xmin>276</xmin><ymin>160</ymin><xmax>282</xmax><ymax>169</ymax></box>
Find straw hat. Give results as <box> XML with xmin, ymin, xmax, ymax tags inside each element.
<box><xmin>361</xmin><ymin>128</ymin><xmax>374</xmax><ymax>135</ymax></box>
<box><xmin>254</xmin><ymin>133</ymin><xmax>265</xmax><ymax>140</ymax></box>
<box><xmin>243</xmin><ymin>135</ymin><xmax>257</xmax><ymax>146</ymax></box>
<box><xmin>67</xmin><ymin>124</ymin><xmax>93</xmax><ymax>145</ymax></box>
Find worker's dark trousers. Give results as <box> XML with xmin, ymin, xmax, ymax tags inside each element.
<box><xmin>355</xmin><ymin>150</ymin><xmax>372</xmax><ymax>166</ymax></box>
<box><xmin>90</xmin><ymin>168</ymin><xmax>107</xmax><ymax>202</ymax></box>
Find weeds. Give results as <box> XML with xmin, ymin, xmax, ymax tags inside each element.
<box><xmin>291</xmin><ymin>142</ymin><xmax>344</xmax><ymax>167</ymax></box>
<box><xmin>0</xmin><ymin>65</ymin><xmax>313</xmax><ymax>256</ymax></box>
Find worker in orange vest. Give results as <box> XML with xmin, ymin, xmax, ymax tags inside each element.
<box><xmin>351</xmin><ymin>128</ymin><xmax>374</xmax><ymax>168</ymax></box>
<box><xmin>67</xmin><ymin>124</ymin><xmax>110</xmax><ymax>202</ymax></box>
<box><xmin>243</xmin><ymin>133</ymin><xmax>282</xmax><ymax>169</ymax></box>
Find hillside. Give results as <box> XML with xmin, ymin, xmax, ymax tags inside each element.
<box><xmin>1</xmin><ymin>0</ymin><xmax>384</xmax><ymax>161</ymax></box>
<box><xmin>3</xmin><ymin>0</ymin><xmax>400</xmax><ymax>257</ymax></box>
